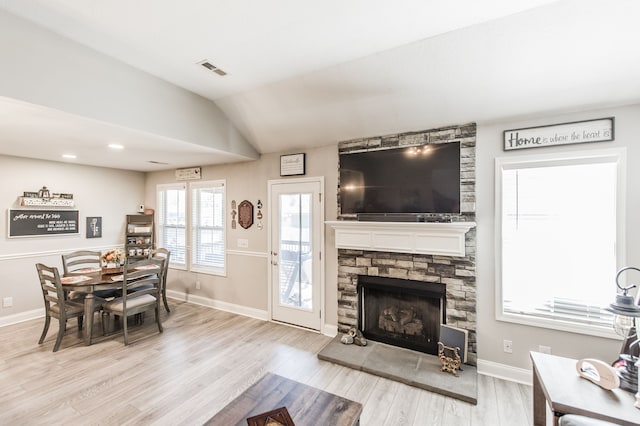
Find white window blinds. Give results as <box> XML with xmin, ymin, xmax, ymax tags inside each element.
<box><xmin>496</xmin><ymin>149</ymin><xmax>625</xmax><ymax>336</ymax></box>
<box><xmin>191</xmin><ymin>180</ymin><xmax>225</xmax><ymax>275</ymax></box>
<box><xmin>157</xmin><ymin>183</ymin><xmax>187</xmax><ymax>269</ymax></box>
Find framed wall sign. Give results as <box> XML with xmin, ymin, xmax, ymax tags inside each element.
<box><xmin>8</xmin><ymin>209</ymin><xmax>79</xmax><ymax>238</ymax></box>
<box><xmin>503</xmin><ymin>117</ymin><xmax>614</xmax><ymax>151</ymax></box>
<box><xmin>175</xmin><ymin>167</ymin><xmax>202</xmax><ymax>181</ymax></box>
<box><xmin>86</xmin><ymin>216</ymin><xmax>102</xmax><ymax>238</ymax></box>
<box><xmin>280</xmin><ymin>153</ymin><xmax>305</xmax><ymax>176</ymax></box>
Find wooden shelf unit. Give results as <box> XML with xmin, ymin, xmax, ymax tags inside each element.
<box><xmin>125</xmin><ymin>213</ymin><xmax>154</xmax><ymax>263</ymax></box>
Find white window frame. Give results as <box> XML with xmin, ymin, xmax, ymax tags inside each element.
<box><xmin>157</xmin><ymin>182</ymin><xmax>187</xmax><ymax>271</ymax></box>
<box><xmin>190</xmin><ymin>180</ymin><xmax>226</xmax><ymax>276</ymax></box>
<box><xmin>495</xmin><ymin>148</ymin><xmax>626</xmax><ymax>338</ymax></box>
<box><xmin>156</xmin><ymin>180</ymin><xmax>226</xmax><ymax>276</ymax></box>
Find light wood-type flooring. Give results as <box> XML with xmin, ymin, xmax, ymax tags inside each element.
<box><xmin>0</xmin><ymin>301</ymin><xmax>532</xmax><ymax>425</ymax></box>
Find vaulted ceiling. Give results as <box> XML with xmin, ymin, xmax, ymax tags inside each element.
<box><xmin>1</xmin><ymin>0</ymin><xmax>639</xmax><ymax>171</ymax></box>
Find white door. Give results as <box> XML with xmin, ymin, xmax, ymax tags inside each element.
<box><xmin>269</xmin><ymin>178</ymin><xmax>323</xmax><ymax>330</ymax></box>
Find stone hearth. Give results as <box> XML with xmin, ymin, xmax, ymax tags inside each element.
<box><xmin>318</xmin><ymin>336</ymin><xmax>477</xmax><ymax>404</ymax></box>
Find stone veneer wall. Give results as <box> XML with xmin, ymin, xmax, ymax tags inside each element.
<box><xmin>336</xmin><ymin>123</ymin><xmax>477</xmax><ymax>365</ymax></box>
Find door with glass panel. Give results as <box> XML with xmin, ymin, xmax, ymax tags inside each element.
<box><xmin>269</xmin><ymin>178</ymin><xmax>323</xmax><ymax>330</ymax></box>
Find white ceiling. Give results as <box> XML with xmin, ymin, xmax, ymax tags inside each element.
<box><xmin>1</xmin><ymin>0</ymin><xmax>640</xmax><ymax>170</ymax></box>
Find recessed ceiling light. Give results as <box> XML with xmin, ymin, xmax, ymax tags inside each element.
<box><xmin>62</xmin><ymin>154</ymin><xmax>77</xmax><ymax>159</ymax></box>
<box><xmin>108</xmin><ymin>143</ymin><xmax>124</xmax><ymax>150</ymax></box>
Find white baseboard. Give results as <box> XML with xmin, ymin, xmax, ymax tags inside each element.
<box><xmin>476</xmin><ymin>358</ymin><xmax>532</xmax><ymax>385</ymax></box>
<box><xmin>0</xmin><ymin>308</ymin><xmax>43</xmax><ymax>327</ymax></box>
<box><xmin>166</xmin><ymin>290</ymin><xmax>269</xmax><ymax>321</ymax></box>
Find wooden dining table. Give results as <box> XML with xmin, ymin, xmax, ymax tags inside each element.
<box><xmin>61</xmin><ymin>265</ymin><xmax>159</xmax><ymax>346</ymax></box>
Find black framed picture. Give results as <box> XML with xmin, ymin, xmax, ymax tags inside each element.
<box><xmin>86</xmin><ymin>216</ymin><xmax>102</xmax><ymax>238</ymax></box>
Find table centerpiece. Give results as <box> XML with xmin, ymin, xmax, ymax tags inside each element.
<box><xmin>101</xmin><ymin>248</ymin><xmax>126</xmax><ymax>274</ymax></box>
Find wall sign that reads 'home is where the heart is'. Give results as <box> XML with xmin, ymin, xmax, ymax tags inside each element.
<box><xmin>503</xmin><ymin>117</ymin><xmax>614</xmax><ymax>151</ymax></box>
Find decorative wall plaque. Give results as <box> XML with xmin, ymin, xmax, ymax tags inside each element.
<box><xmin>9</xmin><ymin>209</ymin><xmax>79</xmax><ymax>238</ymax></box>
<box><xmin>503</xmin><ymin>117</ymin><xmax>614</xmax><ymax>151</ymax></box>
<box><xmin>86</xmin><ymin>216</ymin><xmax>102</xmax><ymax>238</ymax></box>
<box><xmin>231</xmin><ymin>200</ymin><xmax>237</xmax><ymax>229</ymax></box>
<box><xmin>238</xmin><ymin>200</ymin><xmax>254</xmax><ymax>229</ymax></box>
<box><xmin>256</xmin><ymin>199</ymin><xmax>263</xmax><ymax>230</ymax></box>
<box><xmin>280</xmin><ymin>153</ymin><xmax>305</xmax><ymax>176</ymax></box>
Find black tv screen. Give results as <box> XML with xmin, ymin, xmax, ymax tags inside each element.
<box><xmin>339</xmin><ymin>142</ymin><xmax>460</xmax><ymax>215</ymax></box>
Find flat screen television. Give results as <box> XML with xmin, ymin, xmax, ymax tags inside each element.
<box><xmin>339</xmin><ymin>142</ymin><xmax>460</xmax><ymax>217</ymax></box>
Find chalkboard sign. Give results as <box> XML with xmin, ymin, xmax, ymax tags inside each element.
<box><xmin>8</xmin><ymin>209</ymin><xmax>79</xmax><ymax>238</ymax></box>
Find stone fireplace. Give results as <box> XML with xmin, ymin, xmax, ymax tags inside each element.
<box><xmin>329</xmin><ymin>123</ymin><xmax>477</xmax><ymax>365</ymax></box>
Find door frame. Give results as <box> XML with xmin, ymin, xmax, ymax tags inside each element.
<box><xmin>267</xmin><ymin>176</ymin><xmax>325</xmax><ymax>333</ymax></box>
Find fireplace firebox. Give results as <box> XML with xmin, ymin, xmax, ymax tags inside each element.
<box><xmin>357</xmin><ymin>275</ymin><xmax>446</xmax><ymax>355</ymax></box>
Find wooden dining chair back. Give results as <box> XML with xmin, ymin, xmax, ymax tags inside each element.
<box><xmin>36</xmin><ymin>263</ymin><xmax>86</xmax><ymax>352</ymax></box>
<box><xmin>151</xmin><ymin>248</ymin><xmax>171</xmax><ymax>312</ymax></box>
<box><xmin>61</xmin><ymin>250</ymin><xmax>101</xmax><ymax>274</ymax></box>
<box><xmin>62</xmin><ymin>250</ymin><xmax>120</xmax><ymax>300</ymax></box>
<box><xmin>101</xmin><ymin>258</ymin><xmax>164</xmax><ymax>345</ymax></box>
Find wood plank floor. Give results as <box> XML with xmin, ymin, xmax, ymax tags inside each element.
<box><xmin>0</xmin><ymin>301</ymin><xmax>532</xmax><ymax>425</ymax></box>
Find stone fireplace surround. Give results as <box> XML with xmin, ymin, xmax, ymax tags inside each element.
<box><xmin>331</xmin><ymin>123</ymin><xmax>477</xmax><ymax>365</ymax></box>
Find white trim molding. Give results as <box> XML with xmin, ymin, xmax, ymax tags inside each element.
<box><xmin>0</xmin><ymin>308</ymin><xmax>43</xmax><ymax>327</ymax></box>
<box><xmin>166</xmin><ymin>289</ymin><xmax>268</xmax><ymax>321</ymax></box>
<box><xmin>226</xmin><ymin>249</ymin><xmax>269</xmax><ymax>258</ymax></box>
<box><xmin>477</xmin><ymin>358</ymin><xmax>532</xmax><ymax>386</ymax></box>
<box><xmin>326</xmin><ymin>221</ymin><xmax>476</xmax><ymax>257</ymax></box>
<box><xmin>323</xmin><ymin>324</ymin><xmax>338</xmax><ymax>338</ymax></box>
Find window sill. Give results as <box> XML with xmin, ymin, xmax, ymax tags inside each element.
<box><xmin>497</xmin><ymin>311</ymin><xmax>621</xmax><ymax>340</ymax></box>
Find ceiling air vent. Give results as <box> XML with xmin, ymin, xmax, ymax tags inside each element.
<box><xmin>197</xmin><ymin>60</ymin><xmax>227</xmax><ymax>76</ymax></box>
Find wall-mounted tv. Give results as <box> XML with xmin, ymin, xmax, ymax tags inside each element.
<box><xmin>339</xmin><ymin>142</ymin><xmax>460</xmax><ymax>217</ymax></box>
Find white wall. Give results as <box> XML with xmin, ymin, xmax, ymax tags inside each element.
<box><xmin>476</xmin><ymin>104</ymin><xmax>640</xmax><ymax>370</ymax></box>
<box><xmin>144</xmin><ymin>145</ymin><xmax>339</xmax><ymax>323</ymax></box>
<box><xmin>0</xmin><ymin>155</ymin><xmax>144</xmax><ymax>321</ymax></box>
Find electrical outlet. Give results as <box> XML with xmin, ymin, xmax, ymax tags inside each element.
<box><xmin>195</xmin><ymin>280</ymin><xmax>201</xmax><ymax>290</ymax></box>
<box><xmin>503</xmin><ymin>339</ymin><xmax>513</xmax><ymax>353</ymax></box>
<box><xmin>3</xmin><ymin>297</ymin><xmax>13</xmax><ymax>308</ymax></box>
<box><xmin>539</xmin><ymin>345</ymin><xmax>551</xmax><ymax>354</ymax></box>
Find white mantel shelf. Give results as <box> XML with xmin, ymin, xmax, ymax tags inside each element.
<box><xmin>326</xmin><ymin>221</ymin><xmax>476</xmax><ymax>257</ymax></box>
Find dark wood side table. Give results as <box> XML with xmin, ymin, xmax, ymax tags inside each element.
<box><xmin>205</xmin><ymin>373</ymin><xmax>362</xmax><ymax>426</ymax></box>
<box><xmin>531</xmin><ymin>351</ymin><xmax>640</xmax><ymax>426</ymax></box>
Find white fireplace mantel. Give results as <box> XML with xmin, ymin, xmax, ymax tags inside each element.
<box><xmin>326</xmin><ymin>220</ymin><xmax>476</xmax><ymax>257</ymax></box>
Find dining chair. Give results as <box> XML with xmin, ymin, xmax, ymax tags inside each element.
<box><xmin>151</xmin><ymin>248</ymin><xmax>171</xmax><ymax>312</ymax></box>
<box><xmin>61</xmin><ymin>250</ymin><xmax>119</xmax><ymax>299</ymax></box>
<box><xmin>61</xmin><ymin>250</ymin><xmax>101</xmax><ymax>274</ymax></box>
<box><xmin>36</xmin><ymin>263</ymin><xmax>102</xmax><ymax>352</ymax></box>
<box><xmin>101</xmin><ymin>258</ymin><xmax>164</xmax><ymax>345</ymax></box>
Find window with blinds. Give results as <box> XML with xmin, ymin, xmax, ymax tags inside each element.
<box><xmin>496</xmin><ymin>149</ymin><xmax>625</xmax><ymax>337</ymax></box>
<box><xmin>157</xmin><ymin>183</ymin><xmax>187</xmax><ymax>269</ymax></box>
<box><xmin>191</xmin><ymin>180</ymin><xmax>225</xmax><ymax>275</ymax></box>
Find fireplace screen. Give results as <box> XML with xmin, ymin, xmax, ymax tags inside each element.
<box><xmin>358</xmin><ymin>275</ymin><xmax>445</xmax><ymax>355</ymax></box>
